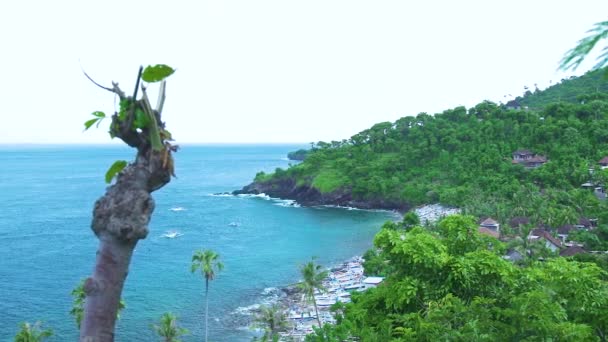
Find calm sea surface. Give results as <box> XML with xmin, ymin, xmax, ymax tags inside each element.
<box><xmin>0</xmin><ymin>144</ymin><xmax>395</xmax><ymax>341</ymax></box>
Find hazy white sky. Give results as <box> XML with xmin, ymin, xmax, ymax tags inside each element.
<box><xmin>1</xmin><ymin>1</ymin><xmax>607</xmax><ymax>144</ymax></box>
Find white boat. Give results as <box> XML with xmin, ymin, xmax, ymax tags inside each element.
<box><xmin>162</xmin><ymin>230</ymin><xmax>183</xmax><ymax>238</ymax></box>
<box><xmin>316</xmin><ymin>298</ymin><xmax>337</xmax><ymax>307</ymax></box>
<box><xmin>344</xmin><ymin>283</ymin><xmax>366</xmax><ymax>291</ymax></box>
<box><xmin>288</xmin><ymin>311</ymin><xmax>316</xmax><ymax>320</ymax></box>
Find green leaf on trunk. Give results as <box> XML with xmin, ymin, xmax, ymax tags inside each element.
<box><xmin>133</xmin><ymin>108</ymin><xmax>150</xmax><ymax>129</ymax></box>
<box><xmin>142</xmin><ymin>64</ymin><xmax>175</xmax><ymax>83</ymax></box>
<box><xmin>91</xmin><ymin>111</ymin><xmax>106</xmax><ymax>118</ymax></box>
<box><xmin>105</xmin><ymin>160</ymin><xmax>128</xmax><ymax>184</ymax></box>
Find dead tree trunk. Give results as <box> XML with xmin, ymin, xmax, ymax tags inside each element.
<box><xmin>80</xmin><ymin>68</ymin><xmax>176</xmax><ymax>341</ymax></box>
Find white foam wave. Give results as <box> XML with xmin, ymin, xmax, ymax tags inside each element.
<box><xmin>319</xmin><ymin>204</ymin><xmax>396</xmax><ymax>214</ymax></box>
<box><xmin>209</xmin><ymin>193</ymin><xmax>234</xmax><ymax>197</ymax></box>
<box><xmin>236</xmin><ymin>193</ymin><xmax>271</xmax><ymax>200</ymax></box>
<box><xmin>273</xmin><ymin>199</ymin><xmax>301</xmax><ymax>208</ymax></box>
<box><xmin>232</xmin><ymin>287</ymin><xmax>283</xmax><ymax>316</ymax></box>
<box><xmin>262</xmin><ymin>287</ymin><xmax>279</xmax><ymax>295</ymax></box>
<box><xmin>233</xmin><ymin>303</ymin><xmax>261</xmax><ymax>316</ymax></box>
<box><xmin>323</xmin><ymin>205</ymin><xmax>361</xmax><ymax>211</ymax></box>
<box><xmin>169</xmin><ymin>207</ymin><xmax>186</xmax><ymax>212</ymax></box>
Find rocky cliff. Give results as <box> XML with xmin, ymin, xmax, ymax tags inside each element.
<box><xmin>233</xmin><ymin>177</ymin><xmax>409</xmax><ymax>212</ymax></box>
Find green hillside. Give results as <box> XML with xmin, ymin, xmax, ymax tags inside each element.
<box><xmin>246</xmin><ymin>68</ymin><xmax>608</xmax><ymax>228</ymax></box>
<box><xmin>507</xmin><ymin>68</ymin><xmax>608</xmax><ymax>110</ymax></box>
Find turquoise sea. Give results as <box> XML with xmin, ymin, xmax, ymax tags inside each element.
<box><xmin>0</xmin><ymin>144</ymin><xmax>396</xmax><ymax>341</ymax></box>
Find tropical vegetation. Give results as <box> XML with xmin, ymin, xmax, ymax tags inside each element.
<box><xmin>14</xmin><ymin>322</ymin><xmax>52</xmax><ymax>342</ymax></box>
<box><xmin>253</xmin><ymin>68</ymin><xmax>608</xmax><ymax>236</ymax></box>
<box><xmin>306</xmin><ymin>215</ymin><xmax>608</xmax><ymax>341</ymax></box>
<box><xmin>297</xmin><ymin>258</ymin><xmax>330</xmax><ymax>329</ymax></box>
<box><xmin>151</xmin><ymin>312</ymin><xmax>189</xmax><ymax>342</ymax></box>
<box><xmin>252</xmin><ymin>303</ymin><xmax>290</xmax><ymax>341</ymax></box>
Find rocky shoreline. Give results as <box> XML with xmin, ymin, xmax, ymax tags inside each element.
<box><xmin>245</xmin><ymin>256</ymin><xmax>377</xmax><ymax>341</ymax></box>
<box><xmin>232</xmin><ymin>178</ymin><xmax>410</xmax><ymax>212</ymax></box>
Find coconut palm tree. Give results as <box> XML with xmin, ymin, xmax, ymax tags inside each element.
<box><xmin>14</xmin><ymin>322</ymin><xmax>52</xmax><ymax>342</ymax></box>
<box><xmin>191</xmin><ymin>249</ymin><xmax>223</xmax><ymax>342</ymax></box>
<box><xmin>297</xmin><ymin>258</ymin><xmax>329</xmax><ymax>328</ymax></box>
<box><xmin>252</xmin><ymin>303</ymin><xmax>289</xmax><ymax>341</ymax></box>
<box><xmin>151</xmin><ymin>312</ymin><xmax>189</xmax><ymax>342</ymax></box>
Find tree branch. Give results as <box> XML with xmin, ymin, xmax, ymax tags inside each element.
<box><xmin>156</xmin><ymin>80</ymin><xmax>166</xmax><ymax>115</ymax></box>
<box><xmin>132</xmin><ymin>66</ymin><xmax>143</xmax><ymax>100</ymax></box>
<box><xmin>81</xmin><ymin>67</ymin><xmax>126</xmax><ymax>100</ymax></box>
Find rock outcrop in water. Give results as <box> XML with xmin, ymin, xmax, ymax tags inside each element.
<box><xmin>233</xmin><ymin>177</ymin><xmax>409</xmax><ymax>212</ymax></box>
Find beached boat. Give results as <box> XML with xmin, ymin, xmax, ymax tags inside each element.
<box><xmin>288</xmin><ymin>310</ymin><xmax>317</xmax><ymax>320</ymax></box>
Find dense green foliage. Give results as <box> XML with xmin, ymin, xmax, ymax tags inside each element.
<box><xmin>259</xmin><ymin>69</ymin><xmax>608</xmax><ymax>229</ymax></box>
<box><xmin>306</xmin><ymin>215</ymin><xmax>608</xmax><ymax>341</ymax></box>
<box><xmin>509</xmin><ymin>68</ymin><xmax>608</xmax><ymax>110</ymax></box>
<box><xmin>288</xmin><ymin>149</ymin><xmax>310</xmax><ymax>161</ymax></box>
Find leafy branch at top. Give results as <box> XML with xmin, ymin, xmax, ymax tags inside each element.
<box><xmin>83</xmin><ymin>64</ymin><xmax>178</xmax><ymax>184</ymax></box>
<box><xmin>560</xmin><ymin>20</ymin><xmax>608</xmax><ymax>73</ymax></box>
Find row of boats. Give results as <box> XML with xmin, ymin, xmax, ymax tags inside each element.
<box><xmin>281</xmin><ymin>256</ymin><xmax>384</xmax><ymax>339</ymax></box>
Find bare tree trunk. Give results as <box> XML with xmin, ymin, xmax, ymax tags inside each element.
<box><xmin>80</xmin><ymin>75</ymin><xmax>175</xmax><ymax>341</ymax></box>
<box><xmin>205</xmin><ymin>279</ymin><xmax>209</xmax><ymax>342</ymax></box>
<box><xmin>312</xmin><ymin>297</ymin><xmax>322</xmax><ymax>328</ymax></box>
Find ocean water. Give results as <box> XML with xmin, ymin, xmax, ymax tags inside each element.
<box><xmin>0</xmin><ymin>144</ymin><xmax>396</xmax><ymax>341</ymax></box>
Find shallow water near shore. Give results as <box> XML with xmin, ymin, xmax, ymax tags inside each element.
<box><xmin>0</xmin><ymin>144</ymin><xmax>396</xmax><ymax>341</ymax></box>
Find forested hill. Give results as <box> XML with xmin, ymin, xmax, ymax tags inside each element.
<box><xmin>507</xmin><ymin>68</ymin><xmax>608</xmax><ymax>110</ymax></box>
<box><xmin>236</xmin><ymin>68</ymin><xmax>608</xmax><ymax>225</ymax></box>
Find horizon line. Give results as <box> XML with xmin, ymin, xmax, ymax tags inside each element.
<box><xmin>0</xmin><ymin>141</ymin><xmax>311</xmax><ymax>146</ymax></box>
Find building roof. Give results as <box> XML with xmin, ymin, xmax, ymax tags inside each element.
<box><xmin>480</xmin><ymin>217</ymin><xmax>499</xmax><ymax>226</ymax></box>
<box><xmin>560</xmin><ymin>246</ymin><xmax>586</xmax><ymax>257</ymax></box>
<box><xmin>529</xmin><ymin>228</ymin><xmax>562</xmax><ymax>248</ymax></box>
<box><xmin>479</xmin><ymin>227</ymin><xmax>500</xmax><ymax>238</ymax></box>
<box><xmin>530</xmin><ymin>228</ymin><xmax>548</xmax><ymax>237</ymax></box>
<box><xmin>526</xmin><ymin>155</ymin><xmax>547</xmax><ymax>163</ymax></box>
<box><xmin>578</xmin><ymin>217</ymin><xmax>592</xmax><ymax>227</ymax></box>
<box><xmin>509</xmin><ymin>216</ymin><xmax>530</xmax><ymax>227</ymax></box>
<box><xmin>599</xmin><ymin>156</ymin><xmax>608</xmax><ymax>165</ymax></box>
<box><xmin>557</xmin><ymin>224</ymin><xmax>575</xmax><ymax>235</ymax></box>
<box><xmin>504</xmin><ymin>249</ymin><xmax>524</xmax><ymax>262</ymax></box>
<box><xmin>513</xmin><ymin>149</ymin><xmax>533</xmax><ymax>155</ymax></box>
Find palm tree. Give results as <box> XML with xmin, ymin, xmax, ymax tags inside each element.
<box><xmin>151</xmin><ymin>312</ymin><xmax>189</xmax><ymax>342</ymax></box>
<box><xmin>191</xmin><ymin>249</ymin><xmax>224</xmax><ymax>342</ymax></box>
<box><xmin>252</xmin><ymin>303</ymin><xmax>289</xmax><ymax>341</ymax></box>
<box><xmin>297</xmin><ymin>258</ymin><xmax>329</xmax><ymax>328</ymax></box>
<box><xmin>14</xmin><ymin>322</ymin><xmax>52</xmax><ymax>342</ymax></box>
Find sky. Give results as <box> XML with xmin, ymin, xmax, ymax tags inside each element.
<box><xmin>1</xmin><ymin>1</ymin><xmax>608</xmax><ymax>144</ymax></box>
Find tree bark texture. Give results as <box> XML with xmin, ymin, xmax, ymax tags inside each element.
<box><xmin>80</xmin><ymin>90</ymin><xmax>174</xmax><ymax>341</ymax></box>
